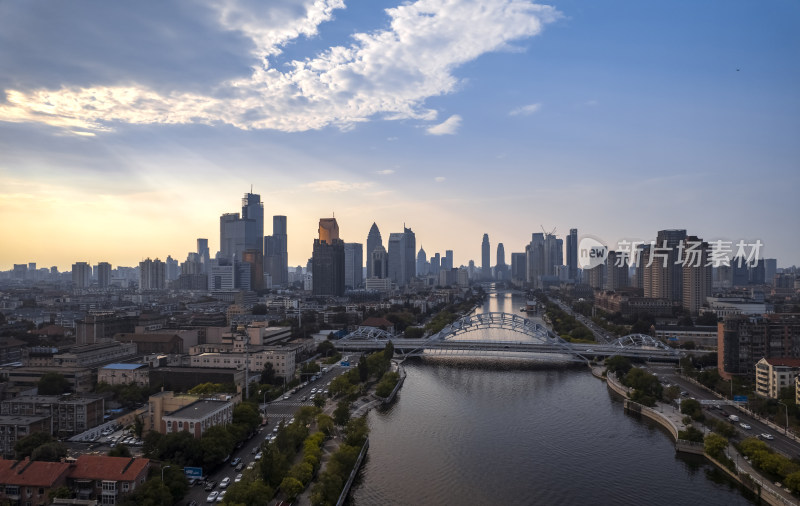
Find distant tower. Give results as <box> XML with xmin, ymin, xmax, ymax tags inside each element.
<box><xmin>344</xmin><ymin>243</ymin><xmax>364</xmax><ymax>290</ymax></box>
<box><xmin>481</xmin><ymin>234</ymin><xmax>491</xmax><ymax>280</ymax></box>
<box><xmin>72</xmin><ymin>262</ymin><xmax>91</xmax><ymax>289</ymax></box>
<box><xmin>265</xmin><ymin>215</ymin><xmax>289</xmax><ymax>286</ymax></box>
<box><xmin>97</xmin><ymin>262</ymin><xmax>111</xmax><ymax>289</ymax></box>
<box><xmin>366</xmin><ymin>223</ymin><xmax>382</xmax><ymax>280</ymax></box>
<box><xmin>387</xmin><ymin>226</ymin><xmax>416</xmax><ymax>286</ymax></box>
<box><xmin>416</xmin><ymin>246</ymin><xmax>428</xmax><ymax>276</ymax></box>
<box><xmin>197</xmin><ymin>238</ymin><xmax>210</xmax><ymax>274</ymax></box>
<box><xmin>495</xmin><ymin>243</ymin><xmax>508</xmax><ymax>281</ymax></box>
<box><xmin>566</xmin><ymin>229</ymin><xmax>578</xmax><ymax>281</ymax></box>
<box><xmin>312</xmin><ymin>218</ymin><xmax>345</xmax><ymax>296</ymax></box>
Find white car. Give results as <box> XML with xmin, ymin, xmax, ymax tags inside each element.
<box><xmin>206</xmin><ymin>491</ymin><xmax>219</xmax><ymax>503</ymax></box>
<box><xmin>216</xmin><ymin>491</ymin><xmax>226</xmax><ymax>503</ymax></box>
<box><xmin>219</xmin><ymin>477</ymin><xmax>231</xmax><ymax>488</ymax></box>
<box><xmin>254</xmin><ymin>452</ymin><xmax>262</xmax><ymax>460</ymax></box>
<box><xmin>739</xmin><ymin>423</ymin><xmax>752</xmax><ymax>430</ymax></box>
<box><xmin>761</xmin><ymin>433</ymin><xmax>775</xmax><ymax>440</ymax></box>
<box><xmin>234</xmin><ymin>473</ymin><xmax>243</xmax><ymax>483</ymax></box>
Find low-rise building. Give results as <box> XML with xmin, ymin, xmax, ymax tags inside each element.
<box><xmin>0</xmin><ymin>415</ymin><xmax>51</xmax><ymax>459</ymax></box>
<box><xmin>755</xmin><ymin>357</ymin><xmax>800</xmax><ymax>399</ymax></box>
<box><xmin>654</xmin><ymin>326</ymin><xmax>718</xmax><ymax>349</ymax></box>
<box><xmin>0</xmin><ymin>459</ymin><xmax>72</xmax><ymax>505</ymax></box>
<box><xmin>0</xmin><ymin>395</ymin><xmax>104</xmax><ymax>438</ymax></box>
<box><xmin>113</xmin><ymin>332</ymin><xmax>184</xmax><ymax>355</ymax></box>
<box><xmin>97</xmin><ymin>364</ymin><xmax>149</xmax><ymax>387</ymax></box>
<box><xmin>161</xmin><ymin>399</ymin><xmax>233</xmax><ymax>437</ymax></box>
<box><xmin>148</xmin><ymin>367</ymin><xmax>246</xmax><ymax>393</ymax></box>
<box><xmin>68</xmin><ymin>455</ymin><xmax>149</xmax><ymax>504</ymax></box>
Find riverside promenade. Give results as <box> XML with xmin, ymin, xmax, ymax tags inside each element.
<box><xmin>592</xmin><ymin>365</ymin><xmax>798</xmax><ymax>506</ymax></box>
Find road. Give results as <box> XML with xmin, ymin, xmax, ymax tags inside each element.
<box><xmin>182</xmin><ymin>362</ymin><xmax>352</xmax><ymax>505</ymax></box>
<box><xmin>552</xmin><ymin>298</ymin><xmax>616</xmax><ymax>343</ymax></box>
<box><xmin>649</xmin><ymin>364</ymin><xmax>800</xmax><ymax>460</ymax></box>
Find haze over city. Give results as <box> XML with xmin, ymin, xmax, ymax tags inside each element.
<box><xmin>1</xmin><ymin>0</ymin><xmax>798</xmax><ymax>271</ymax></box>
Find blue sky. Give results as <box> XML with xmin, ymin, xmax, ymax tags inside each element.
<box><xmin>1</xmin><ymin>0</ymin><xmax>798</xmax><ymax>271</ymax></box>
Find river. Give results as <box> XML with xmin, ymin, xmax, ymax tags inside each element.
<box><xmin>349</xmin><ymin>288</ymin><xmax>753</xmax><ymax>505</ymax></box>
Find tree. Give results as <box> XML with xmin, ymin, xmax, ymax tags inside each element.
<box><xmin>14</xmin><ymin>432</ymin><xmax>55</xmax><ymax>460</ymax></box>
<box><xmin>108</xmin><ymin>444</ymin><xmax>132</xmax><ymax>458</ymax></box>
<box><xmin>357</xmin><ymin>354</ymin><xmax>368</xmax><ymax>383</ymax></box>
<box><xmin>316</xmin><ymin>340</ymin><xmax>335</xmax><ymax>356</ymax></box>
<box><xmin>334</xmin><ymin>400</ymin><xmax>351</xmax><ymax>426</ymax></box>
<box><xmin>233</xmin><ymin>402</ymin><xmax>261</xmax><ymax>432</ymax></box>
<box><xmin>200</xmin><ymin>425</ymin><xmax>235</xmax><ymax>469</ymax></box>
<box><xmin>314</xmin><ymin>394</ymin><xmax>326</xmax><ymax>408</ymax></box>
<box><xmin>678</xmin><ymin>425</ymin><xmax>704</xmax><ymax>443</ymax></box>
<box><xmin>696</xmin><ymin>312</ymin><xmax>719</xmax><ymax>326</ymax></box>
<box><xmin>344</xmin><ymin>416</ymin><xmax>368</xmax><ymax>447</ymax></box>
<box><xmin>224</xmin><ymin>480</ymin><xmax>273</xmax><ymax>506</ymax></box>
<box><xmin>161</xmin><ymin>465</ymin><xmax>189</xmax><ymax>503</ymax></box>
<box><xmin>704</xmin><ymin>433</ymin><xmax>728</xmax><ymax>458</ymax></box>
<box><xmin>680</xmin><ymin>398</ymin><xmax>703</xmax><ymax>420</ymax></box>
<box><xmin>317</xmin><ymin>414</ymin><xmax>334</xmax><ymax>436</ymax></box>
<box><xmin>134</xmin><ymin>415</ymin><xmax>144</xmax><ymax>438</ymax></box>
<box><xmin>605</xmin><ymin>356</ymin><xmax>632</xmax><ymax>378</ymax></box>
<box><xmin>280</xmin><ymin>476</ymin><xmax>305</xmax><ymax>500</ymax></box>
<box><xmin>252</xmin><ymin>303</ymin><xmax>268</xmax><ymax>315</ymax></box>
<box><xmin>37</xmin><ymin>372</ymin><xmax>70</xmax><ymax>395</ymax></box>
<box><xmin>261</xmin><ymin>362</ymin><xmax>276</xmax><ymax>385</ymax></box>
<box><xmin>31</xmin><ymin>442</ymin><xmax>67</xmax><ymax>462</ymax></box>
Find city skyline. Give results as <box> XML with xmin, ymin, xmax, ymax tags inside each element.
<box><xmin>1</xmin><ymin>1</ymin><xmax>798</xmax><ymax>270</ymax></box>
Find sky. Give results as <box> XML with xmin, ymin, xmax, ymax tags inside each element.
<box><xmin>1</xmin><ymin>0</ymin><xmax>798</xmax><ymax>272</ymax></box>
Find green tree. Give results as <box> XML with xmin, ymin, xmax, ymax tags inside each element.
<box><xmin>605</xmin><ymin>356</ymin><xmax>632</xmax><ymax>378</ymax></box>
<box><xmin>252</xmin><ymin>303</ymin><xmax>268</xmax><ymax>315</ymax></box>
<box><xmin>704</xmin><ymin>433</ymin><xmax>728</xmax><ymax>458</ymax></box>
<box><xmin>31</xmin><ymin>442</ymin><xmax>67</xmax><ymax>462</ymax></box>
<box><xmin>14</xmin><ymin>432</ymin><xmax>54</xmax><ymax>460</ymax></box>
<box><xmin>161</xmin><ymin>465</ymin><xmax>189</xmax><ymax>503</ymax></box>
<box><xmin>37</xmin><ymin>372</ymin><xmax>70</xmax><ymax>395</ymax></box>
<box><xmin>786</xmin><ymin>471</ymin><xmax>800</xmax><ymax>494</ymax></box>
<box><xmin>224</xmin><ymin>480</ymin><xmax>273</xmax><ymax>506</ymax></box>
<box><xmin>200</xmin><ymin>425</ymin><xmax>235</xmax><ymax>469</ymax></box>
<box><xmin>344</xmin><ymin>416</ymin><xmax>368</xmax><ymax>447</ymax></box>
<box><xmin>261</xmin><ymin>362</ymin><xmax>276</xmax><ymax>385</ymax></box>
<box><xmin>317</xmin><ymin>414</ymin><xmax>334</xmax><ymax>436</ymax></box>
<box><xmin>357</xmin><ymin>354</ymin><xmax>369</xmax><ymax>382</ymax></box>
<box><xmin>678</xmin><ymin>425</ymin><xmax>704</xmax><ymax>443</ymax></box>
<box><xmin>334</xmin><ymin>400</ymin><xmax>351</xmax><ymax>426</ymax></box>
<box><xmin>289</xmin><ymin>461</ymin><xmax>314</xmax><ymax>485</ymax></box>
<box><xmin>680</xmin><ymin>398</ymin><xmax>703</xmax><ymax>420</ymax></box>
<box><xmin>281</xmin><ymin>476</ymin><xmax>305</xmax><ymax>500</ymax></box>
<box><xmin>233</xmin><ymin>402</ymin><xmax>261</xmax><ymax>432</ymax></box>
<box><xmin>259</xmin><ymin>443</ymin><xmax>290</xmax><ymax>489</ymax></box>
<box><xmin>316</xmin><ymin>340</ymin><xmax>336</xmax><ymax>357</ymax></box>
<box><xmin>108</xmin><ymin>444</ymin><xmax>132</xmax><ymax>458</ymax></box>
<box><xmin>314</xmin><ymin>394</ymin><xmax>326</xmax><ymax>408</ymax></box>
<box><xmin>133</xmin><ymin>415</ymin><xmax>144</xmax><ymax>438</ymax></box>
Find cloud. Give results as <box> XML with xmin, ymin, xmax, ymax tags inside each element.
<box><xmin>426</xmin><ymin>114</ymin><xmax>462</xmax><ymax>135</ymax></box>
<box><xmin>434</xmin><ymin>176</ymin><xmax>446</xmax><ymax>182</ymax></box>
<box><xmin>0</xmin><ymin>0</ymin><xmax>559</xmax><ymax>133</ymax></box>
<box><xmin>305</xmin><ymin>180</ymin><xmax>374</xmax><ymax>192</ymax></box>
<box><xmin>376</xmin><ymin>169</ymin><xmax>395</xmax><ymax>175</ymax></box>
<box><xmin>509</xmin><ymin>102</ymin><xmax>541</xmax><ymax>116</ymax></box>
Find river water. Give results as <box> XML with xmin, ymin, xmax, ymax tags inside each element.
<box><xmin>350</xmin><ymin>289</ymin><xmax>753</xmax><ymax>505</ymax></box>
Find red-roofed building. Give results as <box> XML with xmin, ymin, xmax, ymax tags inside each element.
<box><xmin>755</xmin><ymin>357</ymin><xmax>800</xmax><ymax>399</ymax></box>
<box><xmin>68</xmin><ymin>455</ymin><xmax>149</xmax><ymax>504</ymax></box>
<box><xmin>0</xmin><ymin>458</ymin><xmax>71</xmax><ymax>505</ymax></box>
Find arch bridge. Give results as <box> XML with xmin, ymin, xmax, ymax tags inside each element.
<box><xmin>335</xmin><ymin>312</ymin><xmax>681</xmax><ymax>363</ymax></box>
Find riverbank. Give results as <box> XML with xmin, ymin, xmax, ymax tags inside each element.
<box><xmin>593</xmin><ymin>364</ymin><xmax>798</xmax><ymax>506</ymax></box>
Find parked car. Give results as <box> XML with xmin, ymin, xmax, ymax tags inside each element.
<box><xmin>204</xmin><ymin>481</ymin><xmax>216</xmax><ymax>491</ymax></box>
<box><xmin>206</xmin><ymin>491</ymin><xmax>218</xmax><ymax>503</ymax></box>
<box><xmin>219</xmin><ymin>477</ymin><xmax>231</xmax><ymax>488</ymax></box>
<box><xmin>230</xmin><ymin>457</ymin><xmax>241</xmax><ymax>467</ymax></box>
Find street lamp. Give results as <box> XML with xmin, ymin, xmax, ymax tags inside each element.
<box><xmin>161</xmin><ymin>465</ymin><xmax>171</xmax><ymax>482</ymax></box>
<box><xmin>779</xmin><ymin>401</ymin><xmax>789</xmax><ymax>435</ymax></box>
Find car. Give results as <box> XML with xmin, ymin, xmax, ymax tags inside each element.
<box><xmin>254</xmin><ymin>452</ymin><xmax>262</xmax><ymax>460</ymax></box>
<box><xmin>231</xmin><ymin>457</ymin><xmax>241</xmax><ymax>467</ymax></box>
<box><xmin>216</xmin><ymin>491</ymin><xmax>226</xmax><ymax>503</ymax></box>
<box><xmin>188</xmin><ymin>501</ymin><xmax>199</xmax><ymax>506</ymax></box>
<box><xmin>739</xmin><ymin>423</ymin><xmax>752</xmax><ymax>430</ymax></box>
<box><xmin>246</xmin><ymin>462</ymin><xmax>255</xmax><ymax>470</ymax></box>
<box><xmin>235</xmin><ymin>462</ymin><xmax>244</xmax><ymax>471</ymax></box>
<box><xmin>219</xmin><ymin>477</ymin><xmax>231</xmax><ymax>488</ymax></box>
<box><xmin>234</xmin><ymin>473</ymin><xmax>243</xmax><ymax>483</ymax></box>
<box><xmin>204</xmin><ymin>481</ymin><xmax>216</xmax><ymax>491</ymax></box>
<box><xmin>761</xmin><ymin>433</ymin><xmax>775</xmax><ymax>440</ymax></box>
<box><xmin>283</xmin><ymin>394</ymin><xmax>291</xmax><ymax>400</ymax></box>
<box><xmin>206</xmin><ymin>491</ymin><xmax>219</xmax><ymax>503</ymax></box>
<box><xmin>252</xmin><ymin>446</ymin><xmax>259</xmax><ymax>454</ymax></box>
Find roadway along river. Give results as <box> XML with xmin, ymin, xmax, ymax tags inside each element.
<box><xmin>349</xmin><ymin>289</ymin><xmax>754</xmax><ymax>505</ymax></box>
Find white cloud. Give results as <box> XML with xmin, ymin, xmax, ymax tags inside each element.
<box><xmin>426</xmin><ymin>114</ymin><xmax>462</xmax><ymax>135</ymax></box>
<box><xmin>376</xmin><ymin>169</ymin><xmax>395</xmax><ymax>175</ymax></box>
<box><xmin>434</xmin><ymin>176</ymin><xmax>446</xmax><ymax>182</ymax></box>
<box><xmin>305</xmin><ymin>180</ymin><xmax>374</xmax><ymax>192</ymax></box>
<box><xmin>509</xmin><ymin>102</ymin><xmax>541</xmax><ymax>116</ymax></box>
<box><xmin>0</xmin><ymin>0</ymin><xmax>559</xmax><ymax>133</ymax></box>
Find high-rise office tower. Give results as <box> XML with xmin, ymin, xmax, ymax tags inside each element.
<box><xmin>511</xmin><ymin>252</ymin><xmax>526</xmax><ymax>284</ymax></box>
<box><xmin>366</xmin><ymin>222</ymin><xmax>382</xmax><ymax>280</ymax></box>
<box><xmin>197</xmin><ymin>238</ymin><xmax>210</xmax><ymax>273</ymax></box>
<box><xmin>344</xmin><ymin>243</ymin><xmax>364</xmax><ymax>290</ymax></box>
<box><xmin>604</xmin><ymin>251</ymin><xmax>629</xmax><ymax>291</ymax></box>
<box><xmin>526</xmin><ymin>233</ymin><xmax>545</xmax><ymax>287</ymax></box>
<box><xmin>764</xmin><ymin>259</ymin><xmax>777</xmax><ymax>285</ymax></box>
<box><xmin>241</xmin><ymin>192</ymin><xmax>264</xmax><ymax>251</ymax></box>
<box><xmin>443</xmin><ymin>250</ymin><xmax>453</xmax><ymax>271</ymax></box>
<box><xmin>265</xmin><ymin>215</ymin><xmax>289</xmax><ymax>286</ymax></box>
<box><xmin>371</xmin><ymin>245</ymin><xmax>389</xmax><ymax>278</ymax></box>
<box><xmin>495</xmin><ymin>243</ymin><xmax>508</xmax><ymax>281</ymax></box>
<box><xmin>481</xmin><ymin>234</ymin><xmax>491</xmax><ymax>280</ymax></box>
<box><xmin>417</xmin><ymin>246</ymin><xmax>428</xmax><ymax>277</ymax></box>
<box><xmin>543</xmin><ymin>233</ymin><xmax>562</xmax><ymax>277</ymax></box>
<box><xmin>430</xmin><ymin>253</ymin><xmax>441</xmax><ymax>277</ymax></box>
<box><xmin>566</xmin><ymin>228</ymin><xmax>578</xmax><ymax>281</ymax></box>
<box><xmin>220</xmin><ymin>192</ymin><xmax>263</xmax><ymax>262</ymax></box>
<box><xmin>165</xmin><ymin>255</ymin><xmax>180</xmax><ymax>281</ymax></box>
<box><xmin>749</xmin><ymin>259</ymin><xmax>766</xmax><ymax>285</ymax></box>
<box><xmin>681</xmin><ymin>236</ymin><xmax>712</xmax><ymax>314</ymax></box>
<box><xmin>139</xmin><ymin>258</ymin><xmax>166</xmax><ymax>291</ymax></box>
<box><xmin>312</xmin><ymin>218</ymin><xmax>345</xmax><ymax>296</ymax></box>
<box><xmin>97</xmin><ymin>262</ymin><xmax>111</xmax><ymax>289</ymax></box>
<box><xmin>644</xmin><ymin>229</ymin><xmax>686</xmax><ymax>302</ymax></box>
<box><xmin>387</xmin><ymin>226</ymin><xmax>416</xmax><ymax>286</ymax></box>
<box><xmin>72</xmin><ymin>262</ymin><xmax>91</xmax><ymax>288</ymax></box>
<box><xmin>242</xmin><ymin>249</ymin><xmax>265</xmax><ymax>290</ymax></box>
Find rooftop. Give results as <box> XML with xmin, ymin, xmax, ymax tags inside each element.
<box><xmin>101</xmin><ymin>363</ymin><xmax>147</xmax><ymax>370</ymax></box>
<box><xmin>69</xmin><ymin>455</ymin><xmax>149</xmax><ymax>482</ymax></box>
<box><xmin>164</xmin><ymin>399</ymin><xmax>231</xmax><ymax>420</ymax></box>
<box><xmin>0</xmin><ymin>459</ymin><xmax>71</xmax><ymax>487</ymax></box>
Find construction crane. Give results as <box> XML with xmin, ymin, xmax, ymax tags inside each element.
<box><xmin>540</xmin><ymin>225</ymin><xmax>557</xmax><ymax>237</ymax></box>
